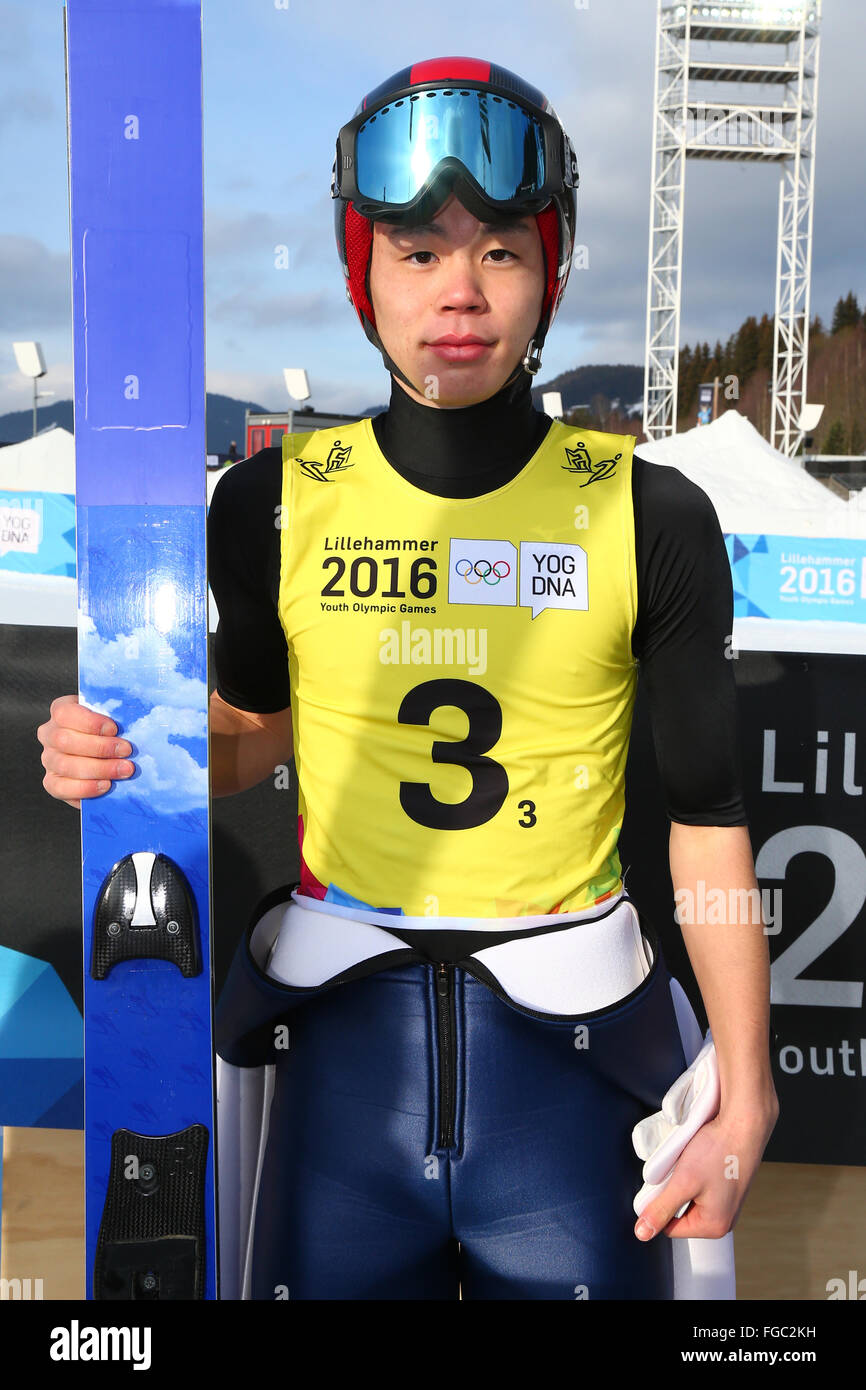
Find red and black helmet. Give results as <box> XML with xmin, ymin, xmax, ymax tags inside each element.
<box><xmin>331</xmin><ymin>56</ymin><xmax>579</xmax><ymax>387</ymax></box>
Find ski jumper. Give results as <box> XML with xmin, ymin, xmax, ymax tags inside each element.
<box><xmin>211</xmin><ymin>374</ymin><xmax>747</xmax><ymax>1299</ymax></box>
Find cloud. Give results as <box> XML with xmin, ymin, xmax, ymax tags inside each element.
<box><xmin>205</xmin><ymin>366</ymin><xmax>287</xmax><ymax>407</ymax></box>
<box><xmin>78</xmin><ymin>617</ymin><xmax>207</xmax><ymax>815</ymax></box>
<box><xmin>0</xmin><ymin>0</ymin><xmax>31</xmax><ymax>63</ymax></box>
<box><xmin>219</xmin><ymin>173</ymin><xmax>258</xmax><ymax>194</ymax></box>
<box><xmin>79</xmin><ymin>617</ymin><xmax>206</xmax><ymax>711</ymax></box>
<box><xmin>124</xmin><ymin>705</ymin><xmax>208</xmax><ymax>814</ymax></box>
<box><xmin>206</xmin><ymin>210</ymin><xmax>292</xmax><ymax>260</ymax></box>
<box><xmin>0</xmin><ymin>87</ymin><xmax>57</xmax><ymax>135</ymax></box>
<box><xmin>207</xmin><ymin>284</ymin><xmax>342</xmax><ymax>329</ymax></box>
<box><xmin>0</xmin><ymin>236</ymin><xmax>71</xmax><ymax>334</ymax></box>
<box><xmin>205</xmin><ymin>189</ymin><xmax>334</xmax><ymax>265</ymax></box>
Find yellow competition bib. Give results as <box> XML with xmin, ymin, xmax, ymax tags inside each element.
<box><xmin>279</xmin><ymin>417</ymin><xmax>638</xmax><ymax>918</ymax></box>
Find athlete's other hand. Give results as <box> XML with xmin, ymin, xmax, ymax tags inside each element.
<box><xmin>37</xmin><ymin>694</ymin><xmax>136</xmax><ymax>810</ymax></box>
<box><xmin>633</xmin><ymin>1100</ymin><xmax>778</xmax><ymax>1243</ymax></box>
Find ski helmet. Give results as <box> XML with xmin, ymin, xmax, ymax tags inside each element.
<box><xmin>331</xmin><ymin>56</ymin><xmax>579</xmax><ymax>393</ymax></box>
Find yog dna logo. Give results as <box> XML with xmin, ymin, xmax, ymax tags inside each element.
<box><xmin>448</xmin><ymin>538</ymin><xmax>588</xmax><ymax>619</ymax></box>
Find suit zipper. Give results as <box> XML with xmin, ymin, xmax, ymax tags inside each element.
<box><xmin>435</xmin><ymin>962</ymin><xmax>456</xmax><ymax>1149</ymax></box>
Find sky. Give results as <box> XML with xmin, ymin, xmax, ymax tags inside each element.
<box><xmin>1</xmin><ymin>0</ymin><xmax>863</xmax><ymax>420</ymax></box>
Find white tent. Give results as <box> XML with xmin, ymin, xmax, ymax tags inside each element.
<box><xmin>635</xmin><ymin>411</ymin><xmax>866</xmax><ymax>654</ymax></box>
<box><xmin>635</xmin><ymin>410</ymin><xmax>866</xmax><ymax>539</ymax></box>
<box><xmin>0</xmin><ymin>426</ymin><xmax>76</xmax><ymax>494</ymax></box>
<box><xmin>0</xmin><ymin>426</ymin><xmax>230</xmax><ymax>504</ymax></box>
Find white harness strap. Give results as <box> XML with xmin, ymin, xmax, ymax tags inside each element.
<box><xmin>268</xmin><ymin>890</ymin><xmax>652</xmax><ymax>1014</ymax></box>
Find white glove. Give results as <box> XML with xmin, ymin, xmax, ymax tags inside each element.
<box><xmin>632</xmin><ymin>1030</ymin><xmax>720</xmax><ymax>1220</ymax></box>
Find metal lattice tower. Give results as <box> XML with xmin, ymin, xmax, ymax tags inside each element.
<box><xmin>643</xmin><ymin>1</ymin><xmax>822</xmax><ymax>455</ymax></box>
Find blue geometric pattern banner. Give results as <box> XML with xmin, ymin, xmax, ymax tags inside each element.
<box><xmin>0</xmin><ymin>945</ymin><xmax>83</xmax><ymax>1129</ymax></box>
<box><xmin>724</xmin><ymin>533</ymin><xmax>866</xmax><ymax>623</ymax></box>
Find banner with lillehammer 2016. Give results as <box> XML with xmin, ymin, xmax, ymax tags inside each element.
<box><xmin>621</xmin><ymin>644</ymin><xmax>865</xmax><ymax>1167</ymax></box>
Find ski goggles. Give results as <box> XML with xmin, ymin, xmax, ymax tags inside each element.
<box><xmin>332</xmin><ymin>84</ymin><xmax>578</xmax><ymax>222</ymax></box>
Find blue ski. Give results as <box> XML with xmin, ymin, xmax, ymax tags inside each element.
<box><xmin>65</xmin><ymin>0</ymin><xmax>216</xmax><ymax>1299</ymax></box>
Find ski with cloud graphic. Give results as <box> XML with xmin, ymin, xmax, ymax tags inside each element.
<box><xmin>66</xmin><ymin>0</ymin><xmax>216</xmax><ymax>1299</ymax></box>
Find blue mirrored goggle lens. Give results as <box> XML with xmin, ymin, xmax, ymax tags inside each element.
<box><xmin>354</xmin><ymin>89</ymin><xmax>546</xmax><ymax>205</ymax></box>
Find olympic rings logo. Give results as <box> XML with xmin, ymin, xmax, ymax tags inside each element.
<box><xmin>455</xmin><ymin>558</ymin><xmax>512</xmax><ymax>586</ymax></box>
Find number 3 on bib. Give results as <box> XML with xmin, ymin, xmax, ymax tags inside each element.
<box><xmin>397</xmin><ymin>679</ymin><xmax>508</xmax><ymax>831</ymax></box>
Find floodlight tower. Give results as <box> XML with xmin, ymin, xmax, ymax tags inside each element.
<box><xmin>13</xmin><ymin>341</ymin><xmax>49</xmax><ymax>436</ymax></box>
<box><xmin>642</xmin><ymin>1</ymin><xmax>822</xmax><ymax>455</ymax></box>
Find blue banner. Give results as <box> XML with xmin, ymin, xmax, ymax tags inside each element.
<box><xmin>725</xmin><ymin>532</ymin><xmax>866</xmax><ymax>624</ymax></box>
<box><xmin>0</xmin><ymin>492</ymin><xmax>76</xmax><ymax>577</ymax></box>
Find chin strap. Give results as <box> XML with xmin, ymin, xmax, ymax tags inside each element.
<box><xmin>521</xmin><ymin>336</ymin><xmax>543</xmax><ymax>376</ymax></box>
<box><xmin>380</xmin><ymin>345</ymin><xmax>428</xmax><ymax>398</ymax></box>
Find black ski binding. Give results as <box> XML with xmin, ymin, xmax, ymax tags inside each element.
<box><xmin>93</xmin><ymin>1125</ymin><xmax>209</xmax><ymax>1300</ymax></box>
<box><xmin>90</xmin><ymin>851</ymin><xmax>201</xmax><ymax>979</ymax></box>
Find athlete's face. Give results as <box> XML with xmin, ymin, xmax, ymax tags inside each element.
<box><xmin>367</xmin><ymin>191</ymin><xmax>546</xmax><ymax>408</ymax></box>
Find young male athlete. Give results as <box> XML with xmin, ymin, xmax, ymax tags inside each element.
<box><xmin>38</xmin><ymin>56</ymin><xmax>778</xmax><ymax>1300</ymax></box>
